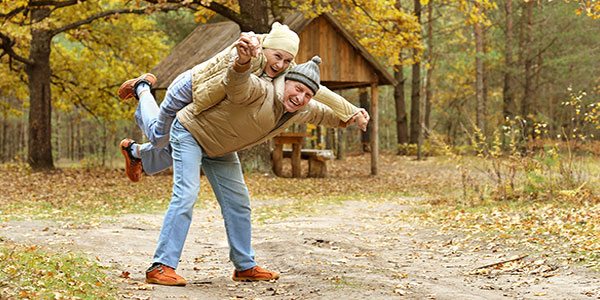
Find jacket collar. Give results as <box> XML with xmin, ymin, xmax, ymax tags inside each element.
<box><xmin>273</xmin><ymin>75</ymin><xmax>285</xmax><ymax>103</ymax></box>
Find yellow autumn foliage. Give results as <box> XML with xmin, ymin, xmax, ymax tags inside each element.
<box><xmin>0</xmin><ymin>0</ymin><xmax>171</xmax><ymax>120</ymax></box>
<box><xmin>293</xmin><ymin>0</ymin><xmax>423</xmax><ymax>67</ymax></box>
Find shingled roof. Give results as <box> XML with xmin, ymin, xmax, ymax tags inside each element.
<box><xmin>151</xmin><ymin>12</ymin><xmax>396</xmax><ymax>90</ymax></box>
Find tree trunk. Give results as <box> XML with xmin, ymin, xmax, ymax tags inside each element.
<box><xmin>410</xmin><ymin>0</ymin><xmax>422</xmax><ymax>145</ymax></box>
<box><xmin>77</xmin><ymin>121</ymin><xmax>83</xmax><ymax>160</ymax></box>
<box><xmin>409</xmin><ymin>60</ymin><xmax>421</xmax><ymax>145</ymax></box>
<box><xmin>1</xmin><ymin>111</ymin><xmax>6</xmax><ymax>162</ymax></box>
<box><xmin>503</xmin><ymin>0</ymin><xmax>516</xmax><ymax>120</ymax></box>
<box><xmin>394</xmin><ymin>67</ymin><xmax>409</xmax><ymax>145</ymax></box>
<box><xmin>69</xmin><ymin>114</ymin><xmax>74</xmax><ymax>161</ymax></box>
<box><xmin>87</xmin><ymin>122</ymin><xmax>95</xmax><ymax>157</ymax></box>
<box><xmin>336</xmin><ymin>128</ymin><xmax>345</xmax><ymax>160</ymax></box>
<box><xmin>26</xmin><ymin>8</ymin><xmax>54</xmax><ymax>170</ymax></box>
<box><xmin>359</xmin><ymin>88</ymin><xmax>371</xmax><ymax>153</ymax></box>
<box><xmin>474</xmin><ymin>8</ymin><xmax>485</xmax><ymax>135</ymax></box>
<box><xmin>238</xmin><ymin>142</ymin><xmax>272</xmax><ymax>173</ymax></box>
<box><xmin>238</xmin><ymin>1</ymin><xmax>270</xmax><ymax>32</ymax></box>
<box><xmin>53</xmin><ymin>111</ymin><xmax>60</xmax><ymax>161</ymax></box>
<box><xmin>394</xmin><ymin>0</ymin><xmax>409</xmax><ymax>147</ymax></box>
<box><xmin>19</xmin><ymin>120</ymin><xmax>26</xmax><ymax>160</ymax></box>
<box><xmin>101</xmin><ymin>122</ymin><xmax>108</xmax><ymax>167</ymax></box>
<box><xmin>10</xmin><ymin>121</ymin><xmax>16</xmax><ymax>160</ymax></box>
<box><xmin>522</xmin><ymin>0</ymin><xmax>535</xmax><ymax>139</ymax></box>
<box><xmin>326</xmin><ymin>127</ymin><xmax>335</xmax><ymax>150</ymax></box>
<box><xmin>370</xmin><ymin>83</ymin><xmax>379</xmax><ymax>175</ymax></box>
<box><xmin>482</xmin><ymin>27</ymin><xmax>489</xmax><ymax>137</ymax></box>
<box><xmin>10</xmin><ymin>121</ymin><xmax>15</xmax><ymax>160</ymax></box>
<box><xmin>424</xmin><ymin>2</ymin><xmax>434</xmax><ymax>136</ymax></box>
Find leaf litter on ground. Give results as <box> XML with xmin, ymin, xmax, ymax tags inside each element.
<box><xmin>1</xmin><ymin>153</ymin><xmax>598</xmax><ymax>298</ymax></box>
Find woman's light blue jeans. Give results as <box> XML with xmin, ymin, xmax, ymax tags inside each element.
<box><xmin>135</xmin><ymin>70</ymin><xmax>192</xmax><ymax>175</ymax></box>
<box><xmin>153</xmin><ymin>120</ymin><xmax>256</xmax><ymax>271</ymax></box>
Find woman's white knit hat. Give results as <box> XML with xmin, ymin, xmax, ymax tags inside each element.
<box><xmin>263</xmin><ymin>22</ymin><xmax>300</xmax><ymax>57</ymax></box>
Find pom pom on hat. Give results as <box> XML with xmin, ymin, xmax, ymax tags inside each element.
<box><xmin>285</xmin><ymin>56</ymin><xmax>321</xmax><ymax>94</ymax></box>
<box><xmin>262</xmin><ymin>22</ymin><xmax>300</xmax><ymax>57</ymax></box>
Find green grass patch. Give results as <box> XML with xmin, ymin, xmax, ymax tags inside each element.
<box><xmin>327</xmin><ymin>275</ymin><xmax>360</xmax><ymax>288</ymax></box>
<box><xmin>0</xmin><ymin>241</ymin><xmax>118</xmax><ymax>299</ymax></box>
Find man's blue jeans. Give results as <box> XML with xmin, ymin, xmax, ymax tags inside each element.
<box><xmin>153</xmin><ymin>120</ymin><xmax>257</xmax><ymax>271</ymax></box>
<box><xmin>134</xmin><ymin>71</ymin><xmax>257</xmax><ymax>271</ymax></box>
<box><xmin>135</xmin><ymin>70</ymin><xmax>192</xmax><ymax>175</ymax></box>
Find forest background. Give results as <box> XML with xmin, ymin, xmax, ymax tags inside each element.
<box><xmin>1</xmin><ymin>0</ymin><xmax>597</xmax><ymax>170</ymax></box>
<box><xmin>1</xmin><ymin>0</ymin><xmax>599</xmax><ymax>298</ymax></box>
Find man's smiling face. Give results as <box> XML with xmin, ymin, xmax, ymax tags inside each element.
<box><xmin>282</xmin><ymin>80</ymin><xmax>314</xmax><ymax>113</ymax></box>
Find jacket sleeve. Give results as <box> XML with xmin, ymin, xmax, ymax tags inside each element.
<box><xmin>190</xmin><ymin>41</ymin><xmax>266</xmax><ymax>113</ymax></box>
<box><xmin>223</xmin><ymin>64</ymin><xmax>268</xmax><ymax>105</ymax></box>
<box><xmin>191</xmin><ymin>46</ymin><xmax>236</xmax><ymax>82</ymax></box>
<box><xmin>296</xmin><ymin>101</ymin><xmax>344</xmax><ymax>128</ymax></box>
<box><xmin>312</xmin><ymin>85</ymin><xmax>360</xmax><ymax>122</ymax></box>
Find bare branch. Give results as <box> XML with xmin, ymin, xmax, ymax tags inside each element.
<box><xmin>49</xmin><ymin>5</ymin><xmax>181</xmax><ymax>36</ymax></box>
<box><xmin>0</xmin><ymin>32</ymin><xmax>34</xmax><ymax>65</ymax></box>
<box><xmin>50</xmin><ymin>73</ymin><xmax>101</xmax><ymax>122</ymax></box>
<box><xmin>200</xmin><ymin>1</ymin><xmax>243</xmax><ymax>24</ymax></box>
<box><xmin>0</xmin><ymin>6</ymin><xmax>27</xmax><ymax>19</ymax></box>
<box><xmin>30</xmin><ymin>0</ymin><xmax>84</xmax><ymax>8</ymax></box>
<box><xmin>142</xmin><ymin>0</ymin><xmax>243</xmax><ymax>25</ymax></box>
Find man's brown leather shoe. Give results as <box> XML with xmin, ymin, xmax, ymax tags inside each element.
<box><xmin>119</xmin><ymin>138</ymin><xmax>142</xmax><ymax>182</ymax></box>
<box><xmin>232</xmin><ymin>266</ymin><xmax>280</xmax><ymax>282</ymax></box>
<box><xmin>118</xmin><ymin>73</ymin><xmax>157</xmax><ymax>100</ymax></box>
<box><xmin>146</xmin><ymin>264</ymin><xmax>187</xmax><ymax>286</ymax></box>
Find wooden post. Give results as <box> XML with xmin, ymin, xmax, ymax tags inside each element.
<box><xmin>359</xmin><ymin>88</ymin><xmax>371</xmax><ymax>153</ymax></box>
<box><xmin>292</xmin><ymin>142</ymin><xmax>301</xmax><ymax>177</ymax></box>
<box><xmin>272</xmin><ymin>143</ymin><xmax>283</xmax><ymax>176</ymax></box>
<box><xmin>272</xmin><ymin>133</ymin><xmax>307</xmax><ymax>178</ymax></box>
<box><xmin>370</xmin><ymin>83</ymin><xmax>379</xmax><ymax>175</ymax></box>
<box><xmin>336</xmin><ymin>128</ymin><xmax>345</xmax><ymax>160</ymax></box>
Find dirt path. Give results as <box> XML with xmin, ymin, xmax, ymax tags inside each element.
<box><xmin>1</xmin><ymin>199</ymin><xmax>598</xmax><ymax>299</ymax></box>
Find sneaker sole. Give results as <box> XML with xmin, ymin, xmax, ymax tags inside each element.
<box><xmin>145</xmin><ymin>278</ymin><xmax>186</xmax><ymax>286</ymax></box>
<box><xmin>118</xmin><ymin>78</ymin><xmax>138</xmax><ymax>100</ymax></box>
<box><xmin>232</xmin><ymin>276</ymin><xmax>280</xmax><ymax>282</ymax></box>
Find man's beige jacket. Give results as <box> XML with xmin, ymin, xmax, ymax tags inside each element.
<box><xmin>177</xmin><ymin>62</ymin><xmax>341</xmax><ymax>158</ymax></box>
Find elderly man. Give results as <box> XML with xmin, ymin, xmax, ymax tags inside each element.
<box><xmin>125</xmin><ymin>36</ymin><xmax>358</xmax><ymax>286</ymax></box>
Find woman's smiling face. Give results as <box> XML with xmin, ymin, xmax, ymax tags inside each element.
<box><xmin>262</xmin><ymin>48</ymin><xmax>294</xmax><ymax>78</ymax></box>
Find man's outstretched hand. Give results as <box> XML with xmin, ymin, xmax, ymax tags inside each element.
<box><xmin>353</xmin><ymin>108</ymin><xmax>370</xmax><ymax>132</ymax></box>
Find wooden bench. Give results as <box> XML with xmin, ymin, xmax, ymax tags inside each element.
<box><xmin>282</xmin><ymin>149</ymin><xmax>334</xmax><ymax>178</ymax></box>
<box><xmin>272</xmin><ymin>132</ymin><xmax>306</xmax><ymax>178</ymax></box>
<box><xmin>271</xmin><ymin>132</ymin><xmax>334</xmax><ymax>178</ymax></box>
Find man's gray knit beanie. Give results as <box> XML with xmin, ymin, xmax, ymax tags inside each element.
<box><xmin>285</xmin><ymin>56</ymin><xmax>321</xmax><ymax>94</ymax></box>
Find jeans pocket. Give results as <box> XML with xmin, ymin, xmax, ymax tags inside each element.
<box><xmin>170</xmin><ymin>119</ymin><xmax>185</xmax><ymax>143</ymax></box>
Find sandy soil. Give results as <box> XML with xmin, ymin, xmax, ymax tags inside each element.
<box><xmin>1</xmin><ymin>199</ymin><xmax>598</xmax><ymax>300</ymax></box>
